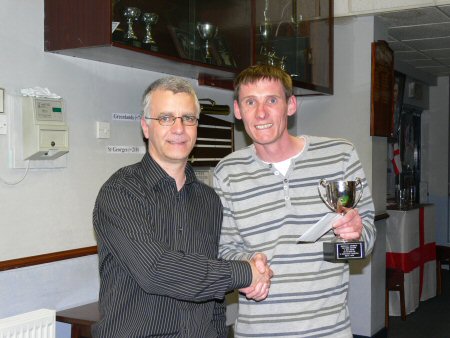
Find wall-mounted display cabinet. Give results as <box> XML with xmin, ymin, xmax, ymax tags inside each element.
<box><xmin>44</xmin><ymin>0</ymin><xmax>333</xmax><ymax>95</ymax></box>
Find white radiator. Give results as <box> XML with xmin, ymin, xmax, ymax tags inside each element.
<box><xmin>0</xmin><ymin>309</ymin><xmax>55</xmax><ymax>338</ymax></box>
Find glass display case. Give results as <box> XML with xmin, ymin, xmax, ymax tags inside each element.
<box><xmin>111</xmin><ymin>0</ymin><xmax>252</xmax><ymax>70</ymax></box>
<box><xmin>44</xmin><ymin>0</ymin><xmax>333</xmax><ymax>95</ymax></box>
<box><xmin>254</xmin><ymin>0</ymin><xmax>333</xmax><ymax>95</ymax></box>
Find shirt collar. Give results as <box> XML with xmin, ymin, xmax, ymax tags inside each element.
<box><xmin>140</xmin><ymin>152</ymin><xmax>197</xmax><ymax>189</ymax></box>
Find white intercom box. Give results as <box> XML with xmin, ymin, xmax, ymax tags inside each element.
<box><xmin>22</xmin><ymin>97</ymin><xmax>69</xmax><ymax>160</ymax></box>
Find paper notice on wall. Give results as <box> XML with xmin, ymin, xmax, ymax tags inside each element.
<box><xmin>112</xmin><ymin>113</ymin><xmax>142</xmax><ymax>122</ymax></box>
<box><xmin>107</xmin><ymin>145</ymin><xmax>146</xmax><ymax>154</ymax></box>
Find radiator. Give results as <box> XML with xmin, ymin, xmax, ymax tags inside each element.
<box><xmin>0</xmin><ymin>309</ymin><xmax>55</xmax><ymax>338</ymax></box>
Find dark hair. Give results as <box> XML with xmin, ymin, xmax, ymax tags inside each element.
<box><xmin>233</xmin><ymin>64</ymin><xmax>293</xmax><ymax>101</ymax></box>
<box><xmin>142</xmin><ymin>76</ymin><xmax>200</xmax><ymax>118</ymax></box>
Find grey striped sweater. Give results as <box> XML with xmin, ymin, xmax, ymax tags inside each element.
<box><xmin>214</xmin><ymin>135</ymin><xmax>376</xmax><ymax>338</ymax></box>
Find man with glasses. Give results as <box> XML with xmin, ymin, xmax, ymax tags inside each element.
<box><xmin>93</xmin><ymin>76</ymin><xmax>273</xmax><ymax>338</ymax></box>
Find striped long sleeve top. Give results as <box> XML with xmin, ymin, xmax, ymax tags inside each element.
<box><xmin>213</xmin><ymin>136</ymin><xmax>376</xmax><ymax>338</ymax></box>
<box><xmin>92</xmin><ymin>153</ymin><xmax>251</xmax><ymax>338</ymax></box>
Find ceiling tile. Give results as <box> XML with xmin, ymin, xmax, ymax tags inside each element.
<box><xmin>439</xmin><ymin>58</ymin><xmax>450</xmax><ymax>66</ymax></box>
<box><xmin>423</xmin><ymin>48</ymin><xmax>450</xmax><ymax>59</ymax></box>
<box><xmin>403</xmin><ymin>37</ymin><xmax>450</xmax><ymax>51</ymax></box>
<box><xmin>378</xmin><ymin>7</ymin><xmax>450</xmax><ymax>26</ymax></box>
<box><xmin>403</xmin><ymin>59</ymin><xmax>443</xmax><ymax>67</ymax></box>
<box><xmin>394</xmin><ymin>51</ymin><xmax>429</xmax><ymax>60</ymax></box>
<box><xmin>417</xmin><ymin>66</ymin><xmax>450</xmax><ymax>75</ymax></box>
<box><xmin>389</xmin><ymin>22</ymin><xmax>450</xmax><ymax>41</ymax></box>
<box><xmin>375</xmin><ymin>6</ymin><xmax>450</xmax><ymax>77</ymax></box>
<box><xmin>438</xmin><ymin>5</ymin><xmax>450</xmax><ymax>17</ymax></box>
<box><xmin>388</xmin><ymin>41</ymin><xmax>415</xmax><ymax>51</ymax></box>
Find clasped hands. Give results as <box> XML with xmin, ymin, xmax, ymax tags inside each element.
<box><xmin>240</xmin><ymin>253</ymin><xmax>273</xmax><ymax>301</ymax></box>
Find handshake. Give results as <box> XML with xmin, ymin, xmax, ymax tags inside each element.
<box><xmin>240</xmin><ymin>253</ymin><xmax>274</xmax><ymax>301</ymax></box>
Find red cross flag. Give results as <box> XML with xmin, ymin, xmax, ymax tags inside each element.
<box><xmin>391</xmin><ymin>143</ymin><xmax>402</xmax><ymax>175</ymax></box>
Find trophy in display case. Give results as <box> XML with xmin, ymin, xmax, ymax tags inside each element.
<box><xmin>142</xmin><ymin>12</ymin><xmax>159</xmax><ymax>51</ymax></box>
<box><xmin>197</xmin><ymin>22</ymin><xmax>218</xmax><ymax>64</ymax></box>
<box><xmin>123</xmin><ymin>7</ymin><xmax>141</xmax><ymax>42</ymax></box>
<box><xmin>318</xmin><ymin>178</ymin><xmax>365</xmax><ymax>261</ymax></box>
<box><xmin>257</xmin><ymin>0</ymin><xmax>286</xmax><ymax>70</ymax></box>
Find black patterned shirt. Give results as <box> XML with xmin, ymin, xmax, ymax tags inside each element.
<box><xmin>92</xmin><ymin>153</ymin><xmax>251</xmax><ymax>338</ymax></box>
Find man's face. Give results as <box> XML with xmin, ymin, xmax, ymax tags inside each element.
<box><xmin>234</xmin><ymin>78</ymin><xmax>296</xmax><ymax>147</ymax></box>
<box><xmin>141</xmin><ymin>89</ymin><xmax>197</xmax><ymax>167</ymax></box>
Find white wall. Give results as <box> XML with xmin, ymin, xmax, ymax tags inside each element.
<box><xmin>424</xmin><ymin>76</ymin><xmax>450</xmax><ymax>244</ymax></box>
<box><xmin>299</xmin><ymin>16</ymin><xmax>374</xmax><ymax>197</ymax></box>
<box><xmin>298</xmin><ymin>15</ymin><xmax>386</xmax><ymax>336</ymax></box>
<box><xmin>0</xmin><ymin>255</ymin><xmax>99</xmax><ymax>318</ymax></box>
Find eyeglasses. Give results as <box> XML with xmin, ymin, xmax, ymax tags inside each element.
<box><xmin>145</xmin><ymin>114</ymin><xmax>199</xmax><ymax>126</ymax></box>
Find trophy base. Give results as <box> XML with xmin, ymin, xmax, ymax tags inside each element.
<box><xmin>123</xmin><ymin>38</ymin><xmax>142</xmax><ymax>49</ymax></box>
<box><xmin>323</xmin><ymin>240</ymin><xmax>365</xmax><ymax>261</ymax></box>
<box><xmin>143</xmin><ymin>43</ymin><xmax>158</xmax><ymax>52</ymax></box>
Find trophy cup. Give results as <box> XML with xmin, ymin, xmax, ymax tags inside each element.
<box><xmin>197</xmin><ymin>22</ymin><xmax>218</xmax><ymax>64</ymax></box>
<box><xmin>123</xmin><ymin>7</ymin><xmax>141</xmax><ymax>42</ymax></box>
<box><xmin>259</xmin><ymin>22</ymin><xmax>272</xmax><ymax>44</ymax></box>
<box><xmin>318</xmin><ymin>178</ymin><xmax>365</xmax><ymax>261</ymax></box>
<box><xmin>142</xmin><ymin>12</ymin><xmax>158</xmax><ymax>51</ymax></box>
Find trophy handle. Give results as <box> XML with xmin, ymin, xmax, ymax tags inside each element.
<box><xmin>318</xmin><ymin>179</ymin><xmax>335</xmax><ymax>212</ymax></box>
<box><xmin>353</xmin><ymin>177</ymin><xmax>364</xmax><ymax>207</ymax></box>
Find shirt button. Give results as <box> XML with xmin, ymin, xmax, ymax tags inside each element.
<box><xmin>284</xmin><ymin>179</ymin><xmax>288</xmax><ymax>183</ymax></box>
<box><xmin>285</xmin><ymin>196</ymin><xmax>290</xmax><ymax>200</ymax></box>
<box><xmin>284</xmin><ymin>185</ymin><xmax>288</xmax><ymax>190</ymax></box>
<box><xmin>274</xmin><ymin>171</ymin><xmax>280</xmax><ymax>175</ymax></box>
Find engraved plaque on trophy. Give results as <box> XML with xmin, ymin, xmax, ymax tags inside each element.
<box><xmin>318</xmin><ymin>178</ymin><xmax>365</xmax><ymax>261</ymax></box>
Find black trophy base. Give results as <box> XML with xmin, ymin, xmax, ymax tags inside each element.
<box><xmin>142</xmin><ymin>43</ymin><xmax>159</xmax><ymax>52</ymax></box>
<box><xmin>323</xmin><ymin>240</ymin><xmax>365</xmax><ymax>261</ymax></box>
<box><xmin>122</xmin><ymin>38</ymin><xmax>142</xmax><ymax>49</ymax></box>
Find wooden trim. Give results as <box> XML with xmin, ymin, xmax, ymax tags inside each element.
<box><xmin>0</xmin><ymin>246</ymin><xmax>98</xmax><ymax>272</ymax></box>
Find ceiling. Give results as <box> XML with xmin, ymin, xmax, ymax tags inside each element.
<box><xmin>376</xmin><ymin>5</ymin><xmax>450</xmax><ymax>78</ymax></box>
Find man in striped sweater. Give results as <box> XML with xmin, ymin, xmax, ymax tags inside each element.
<box><xmin>214</xmin><ymin>65</ymin><xmax>376</xmax><ymax>337</ymax></box>
<box><xmin>93</xmin><ymin>76</ymin><xmax>272</xmax><ymax>338</ymax></box>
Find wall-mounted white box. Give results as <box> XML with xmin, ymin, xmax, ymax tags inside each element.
<box><xmin>7</xmin><ymin>94</ymin><xmax>67</xmax><ymax>168</ymax></box>
<box><xmin>22</xmin><ymin>97</ymin><xmax>69</xmax><ymax>160</ymax></box>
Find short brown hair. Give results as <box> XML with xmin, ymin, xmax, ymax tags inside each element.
<box><xmin>233</xmin><ymin>65</ymin><xmax>293</xmax><ymax>101</ymax></box>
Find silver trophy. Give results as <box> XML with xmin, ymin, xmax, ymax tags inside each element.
<box><xmin>259</xmin><ymin>22</ymin><xmax>272</xmax><ymax>43</ymax></box>
<box><xmin>197</xmin><ymin>22</ymin><xmax>218</xmax><ymax>63</ymax></box>
<box><xmin>123</xmin><ymin>7</ymin><xmax>141</xmax><ymax>40</ymax></box>
<box><xmin>318</xmin><ymin>178</ymin><xmax>365</xmax><ymax>260</ymax></box>
<box><xmin>142</xmin><ymin>12</ymin><xmax>158</xmax><ymax>49</ymax></box>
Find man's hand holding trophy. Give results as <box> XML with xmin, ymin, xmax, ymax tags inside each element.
<box><xmin>318</xmin><ymin>178</ymin><xmax>366</xmax><ymax>261</ymax></box>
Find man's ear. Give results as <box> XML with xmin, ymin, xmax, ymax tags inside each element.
<box><xmin>141</xmin><ymin>117</ymin><xmax>150</xmax><ymax>139</ymax></box>
<box><xmin>287</xmin><ymin>95</ymin><xmax>297</xmax><ymax>117</ymax></box>
<box><xmin>234</xmin><ymin>100</ymin><xmax>242</xmax><ymax>120</ymax></box>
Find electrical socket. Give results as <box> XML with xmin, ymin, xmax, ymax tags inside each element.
<box><xmin>96</xmin><ymin>121</ymin><xmax>110</xmax><ymax>139</ymax></box>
